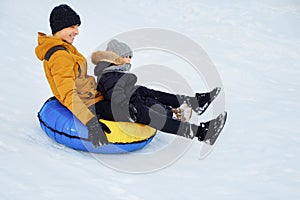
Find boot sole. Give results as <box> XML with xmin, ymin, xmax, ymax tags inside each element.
<box><xmin>204</xmin><ymin>111</ymin><xmax>227</xmax><ymax>145</ymax></box>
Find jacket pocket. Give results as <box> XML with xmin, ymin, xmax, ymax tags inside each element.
<box><xmin>75</xmin><ymin>75</ymin><xmax>99</xmax><ymax>99</ymax></box>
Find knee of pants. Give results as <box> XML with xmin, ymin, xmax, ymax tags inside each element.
<box><xmin>134</xmin><ymin>105</ymin><xmax>152</xmax><ymax>124</ymax></box>
<box><xmin>134</xmin><ymin>104</ymin><xmax>171</xmax><ymax>132</ymax></box>
<box><xmin>135</xmin><ymin>86</ymin><xmax>155</xmax><ymax>98</ymax></box>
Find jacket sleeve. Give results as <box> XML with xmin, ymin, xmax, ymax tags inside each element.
<box><xmin>111</xmin><ymin>73</ymin><xmax>137</xmax><ymax>106</ymax></box>
<box><xmin>49</xmin><ymin>51</ymin><xmax>94</xmax><ymax>125</ymax></box>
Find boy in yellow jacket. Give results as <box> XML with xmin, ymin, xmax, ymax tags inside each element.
<box><xmin>35</xmin><ymin>4</ymin><xmax>110</xmax><ymax>147</ymax></box>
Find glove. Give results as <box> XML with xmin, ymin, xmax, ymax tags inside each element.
<box><xmin>86</xmin><ymin>117</ymin><xmax>111</xmax><ymax>147</ymax></box>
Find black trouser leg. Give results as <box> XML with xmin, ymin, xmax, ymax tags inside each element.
<box><xmin>133</xmin><ymin>103</ymin><xmax>188</xmax><ymax>135</ymax></box>
<box><xmin>90</xmin><ymin>100</ymin><xmax>130</xmax><ymax>122</ymax></box>
<box><xmin>135</xmin><ymin>86</ymin><xmax>183</xmax><ymax>108</ymax></box>
<box><xmin>90</xmin><ymin>100</ymin><xmax>189</xmax><ymax>136</ymax></box>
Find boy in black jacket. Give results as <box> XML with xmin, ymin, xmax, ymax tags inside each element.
<box><xmin>91</xmin><ymin>40</ymin><xmax>226</xmax><ymax>145</ymax></box>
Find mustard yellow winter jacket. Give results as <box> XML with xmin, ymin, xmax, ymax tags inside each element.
<box><xmin>35</xmin><ymin>32</ymin><xmax>103</xmax><ymax>125</ymax></box>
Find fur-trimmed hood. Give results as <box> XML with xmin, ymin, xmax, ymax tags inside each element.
<box><xmin>91</xmin><ymin>50</ymin><xmax>126</xmax><ymax>66</ymax></box>
<box><xmin>92</xmin><ymin>50</ymin><xmax>130</xmax><ymax>76</ymax></box>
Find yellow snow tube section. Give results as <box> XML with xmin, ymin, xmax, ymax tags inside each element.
<box><xmin>100</xmin><ymin>119</ymin><xmax>156</xmax><ymax>143</ymax></box>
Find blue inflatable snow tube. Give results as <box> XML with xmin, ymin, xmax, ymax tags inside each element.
<box><xmin>37</xmin><ymin>97</ymin><xmax>155</xmax><ymax>154</ymax></box>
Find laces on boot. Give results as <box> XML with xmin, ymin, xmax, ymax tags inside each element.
<box><xmin>194</xmin><ymin>87</ymin><xmax>221</xmax><ymax>115</ymax></box>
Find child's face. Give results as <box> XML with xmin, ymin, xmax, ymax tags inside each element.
<box><xmin>123</xmin><ymin>56</ymin><xmax>132</xmax><ymax>64</ymax></box>
<box><xmin>53</xmin><ymin>25</ymin><xmax>79</xmax><ymax>44</ymax></box>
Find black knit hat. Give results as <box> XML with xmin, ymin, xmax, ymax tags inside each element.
<box><xmin>49</xmin><ymin>4</ymin><xmax>81</xmax><ymax>35</ymax></box>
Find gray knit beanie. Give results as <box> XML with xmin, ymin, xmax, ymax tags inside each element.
<box><xmin>106</xmin><ymin>39</ymin><xmax>133</xmax><ymax>58</ymax></box>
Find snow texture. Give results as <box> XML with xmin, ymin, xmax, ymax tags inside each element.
<box><xmin>0</xmin><ymin>0</ymin><xmax>300</xmax><ymax>199</ymax></box>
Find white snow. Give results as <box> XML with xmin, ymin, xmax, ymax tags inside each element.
<box><xmin>1</xmin><ymin>0</ymin><xmax>300</xmax><ymax>199</ymax></box>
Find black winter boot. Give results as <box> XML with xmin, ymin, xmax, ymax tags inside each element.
<box><xmin>179</xmin><ymin>87</ymin><xmax>221</xmax><ymax>115</ymax></box>
<box><xmin>195</xmin><ymin>87</ymin><xmax>221</xmax><ymax>115</ymax></box>
<box><xmin>192</xmin><ymin>112</ymin><xmax>227</xmax><ymax>145</ymax></box>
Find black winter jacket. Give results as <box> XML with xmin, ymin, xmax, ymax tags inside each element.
<box><xmin>95</xmin><ymin>61</ymin><xmax>140</xmax><ymax>106</ymax></box>
<box><xmin>94</xmin><ymin>61</ymin><xmax>174</xmax><ymax>118</ymax></box>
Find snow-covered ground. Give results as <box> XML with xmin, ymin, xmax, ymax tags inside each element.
<box><xmin>1</xmin><ymin>0</ymin><xmax>300</xmax><ymax>199</ymax></box>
